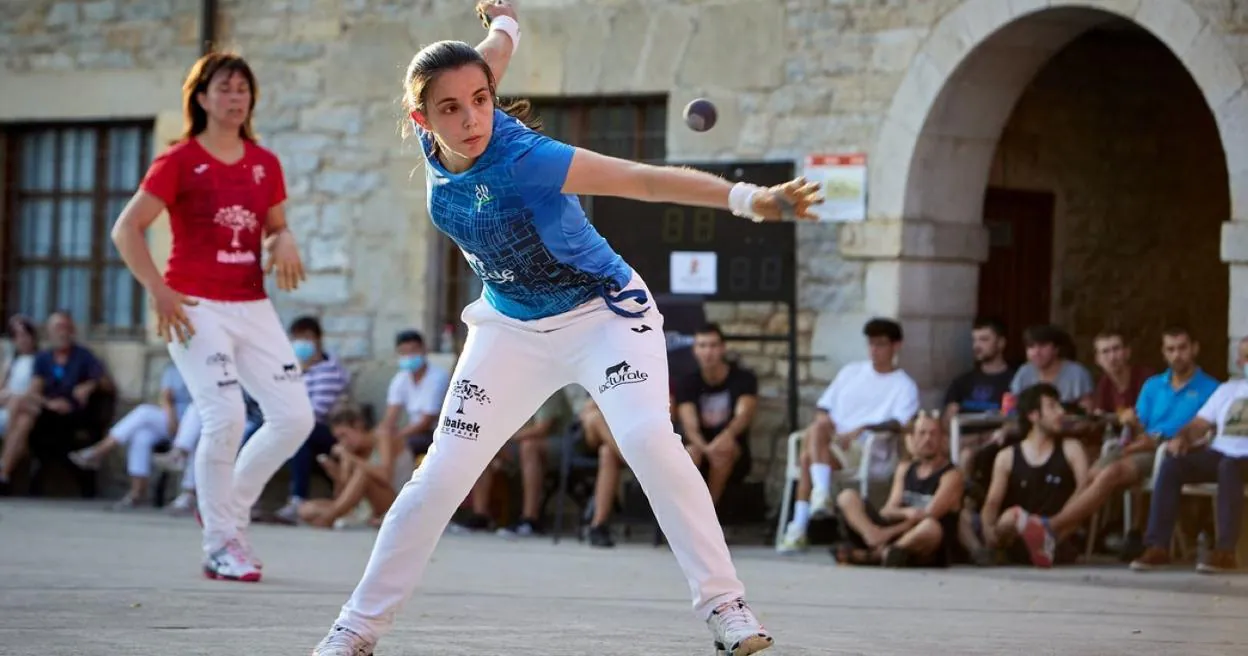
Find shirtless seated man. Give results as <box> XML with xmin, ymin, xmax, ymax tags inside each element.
<box><xmin>299</xmin><ymin>404</ymin><xmax>399</xmax><ymax>529</ymax></box>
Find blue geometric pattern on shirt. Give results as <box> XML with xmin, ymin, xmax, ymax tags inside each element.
<box><xmin>421</xmin><ymin>109</ymin><xmax>631</xmax><ymax>321</ymax></box>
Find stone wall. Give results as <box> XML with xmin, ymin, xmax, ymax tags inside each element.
<box><xmin>991</xmin><ymin>26</ymin><xmax>1231</xmax><ymax>378</ymax></box>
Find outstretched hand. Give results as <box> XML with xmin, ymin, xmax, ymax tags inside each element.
<box><xmin>476</xmin><ymin>0</ymin><xmax>517</xmax><ymax>27</ymax></box>
<box><xmin>750</xmin><ymin>177</ymin><xmax>823</xmax><ymax>222</ymax></box>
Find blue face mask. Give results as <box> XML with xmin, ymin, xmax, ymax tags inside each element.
<box><xmin>292</xmin><ymin>339</ymin><xmax>317</xmax><ymax>362</ymax></box>
<box><xmin>398</xmin><ymin>354</ymin><xmax>425</xmax><ymax>372</ymax></box>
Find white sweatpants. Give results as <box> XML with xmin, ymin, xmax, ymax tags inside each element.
<box><xmin>335</xmin><ymin>275</ymin><xmax>745</xmax><ymax>643</ymax></box>
<box><xmin>109</xmin><ymin>404</ymin><xmax>173</xmax><ymax>477</ymax></box>
<box><xmin>167</xmin><ymin>298</ymin><xmax>314</xmax><ymax>554</ymax></box>
<box><xmin>172</xmin><ymin>404</ymin><xmax>202</xmax><ymax>492</ymax></box>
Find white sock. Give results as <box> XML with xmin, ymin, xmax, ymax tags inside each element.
<box><xmin>810</xmin><ymin>463</ymin><xmax>833</xmax><ymax>493</ymax></box>
<box><xmin>792</xmin><ymin>500</ymin><xmax>811</xmax><ymax>532</ymax></box>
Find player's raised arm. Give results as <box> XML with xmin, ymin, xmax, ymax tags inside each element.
<box><xmin>474</xmin><ymin>0</ymin><xmax>519</xmax><ymax>87</ymax></box>
<box><xmin>561</xmin><ymin>148</ymin><xmax>823</xmax><ymax>223</ymax></box>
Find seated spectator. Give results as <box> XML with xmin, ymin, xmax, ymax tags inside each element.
<box><xmin>580</xmin><ymin>394</ymin><xmax>624</xmax><ymax>548</ymax></box>
<box><xmin>273</xmin><ymin>316</ymin><xmax>352</xmax><ymax>524</ymax></box>
<box><xmin>675</xmin><ymin>323</ymin><xmax>759</xmax><ymax>507</ymax></box>
<box><xmin>942</xmin><ymin>317</ymin><xmax>1015</xmax><ymax>467</ymax></box>
<box><xmin>1010</xmin><ymin>324</ymin><xmax>1095</xmax><ymax>413</ymax></box>
<box><xmin>381</xmin><ymin>330</ymin><xmax>450</xmax><ymax>460</ymax></box>
<box><xmin>1092</xmin><ymin>329</ymin><xmax>1152</xmax><ymax>415</ymax></box>
<box><xmin>1016</xmin><ymin>327</ymin><xmax>1218</xmax><ymax>562</ymax></box>
<box><xmin>959</xmin><ymin>383</ymin><xmax>1089</xmax><ymax>566</ymax></box>
<box><xmin>454</xmin><ymin>389</ymin><xmax>573</xmax><ymax>536</ymax></box>
<box><xmin>68</xmin><ymin>362</ymin><xmax>194</xmax><ymax>509</ymax></box>
<box><xmin>0</xmin><ymin>311</ymin><xmax>107</xmax><ymax>495</ymax></box>
<box><xmin>299</xmin><ymin>404</ymin><xmax>398</xmax><ymax>529</ymax></box>
<box><xmin>0</xmin><ymin>315</ymin><xmax>39</xmax><ymax>439</ymax></box>
<box><xmin>1130</xmin><ymin>336</ymin><xmax>1248</xmax><ymax>574</ymax></box>
<box><xmin>959</xmin><ymin>324</ymin><xmax>1096</xmax><ymax>506</ymax></box>
<box><xmin>777</xmin><ymin>318</ymin><xmax>919</xmax><ymax>554</ymax></box>
<box><xmin>833</xmin><ymin>411</ymin><xmax>963</xmax><ymax>567</ymax></box>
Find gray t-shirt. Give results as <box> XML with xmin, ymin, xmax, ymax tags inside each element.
<box><xmin>1009</xmin><ymin>360</ymin><xmax>1094</xmax><ymax>403</ymax></box>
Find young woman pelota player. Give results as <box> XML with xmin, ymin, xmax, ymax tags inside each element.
<box><xmin>312</xmin><ymin>2</ymin><xmax>821</xmax><ymax>655</ymax></box>
<box><xmin>113</xmin><ymin>52</ymin><xmax>315</xmax><ymax>583</ymax></box>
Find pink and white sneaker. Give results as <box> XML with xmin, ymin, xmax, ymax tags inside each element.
<box><xmin>203</xmin><ymin>538</ymin><xmax>261</xmax><ymax>583</ymax></box>
<box><xmin>1016</xmin><ymin>509</ymin><xmax>1055</xmax><ymax>568</ymax></box>
<box><xmin>707</xmin><ymin>598</ymin><xmax>773</xmax><ymax>655</ymax></box>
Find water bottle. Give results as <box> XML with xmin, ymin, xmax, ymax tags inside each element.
<box><xmin>1197</xmin><ymin>531</ymin><xmax>1210</xmax><ymax>563</ymax></box>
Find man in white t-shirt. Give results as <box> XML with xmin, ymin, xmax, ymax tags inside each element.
<box><xmin>1130</xmin><ymin>337</ymin><xmax>1248</xmax><ymax>574</ymax></box>
<box><xmin>777</xmin><ymin>318</ymin><xmax>920</xmax><ymax>553</ymax></box>
<box><xmin>380</xmin><ymin>330</ymin><xmax>451</xmax><ymax>461</ymax></box>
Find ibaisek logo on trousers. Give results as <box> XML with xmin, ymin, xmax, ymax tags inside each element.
<box><xmin>599</xmin><ymin>360</ymin><xmax>648</xmax><ymax>394</ymax></box>
<box><xmin>441</xmin><ymin>416</ymin><xmax>481</xmax><ymax>441</ymax></box>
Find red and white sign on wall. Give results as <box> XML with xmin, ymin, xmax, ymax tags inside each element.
<box><xmin>802</xmin><ymin>153</ymin><xmax>867</xmax><ymax>222</ymax></box>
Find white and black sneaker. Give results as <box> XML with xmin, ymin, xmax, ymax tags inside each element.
<box><xmin>707</xmin><ymin>598</ymin><xmax>773</xmax><ymax>655</ymax></box>
<box><xmin>202</xmin><ymin>538</ymin><xmax>261</xmax><ymax>582</ymax></box>
<box><xmin>312</xmin><ymin>625</ymin><xmax>374</xmax><ymax>656</ymax></box>
<box><xmin>496</xmin><ymin>517</ymin><xmax>541</xmax><ymax>539</ymax></box>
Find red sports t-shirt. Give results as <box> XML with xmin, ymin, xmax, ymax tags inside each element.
<box><xmin>140</xmin><ymin>139</ymin><xmax>287</xmax><ymax>302</ymax></box>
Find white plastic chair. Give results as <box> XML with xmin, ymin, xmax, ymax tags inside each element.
<box><xmin>774</xmin><ymin>429</ymin><xmax>900</xmax><ymax>548</ymax></box>
<box><xmin>1122</xmin><ymin>442</ymin><xmax>1248</xmax><ymax>562</ymax></box>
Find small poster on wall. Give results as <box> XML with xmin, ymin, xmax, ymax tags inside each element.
<box><xmin>803</xmin><ymin>153</ymin><xmax>867</xmax><ymax>222</ymax></box>
<box><xmin>670</xmin><ymin>251</ymin><xmax>717</xmax><ymax>294</ymax></box>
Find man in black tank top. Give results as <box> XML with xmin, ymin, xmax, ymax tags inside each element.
<box><xmin>833</xmin><ymin>412</ymin><xmax>964</xmax><ymax>567</ymax></box>
<box><xmin>959</xmin><ymin>383</ymin><xmax>1089</xmax><ymax>567</ymax></box>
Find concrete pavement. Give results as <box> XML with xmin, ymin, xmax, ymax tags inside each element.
<box><xmin>1</xmin><ymin>499</ymin><xmax>1246</xmax><ymax>655</ymax></box>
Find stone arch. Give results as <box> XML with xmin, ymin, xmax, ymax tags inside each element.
<box><xmin>848</xmin><ymin>0</ymin><xmax>1248</xmax><ymax>401</ymax></box>
<box><xmin>868</xmin><ymin>0</ymin><xmax>1246</xmax><ymax>226</ymax></box>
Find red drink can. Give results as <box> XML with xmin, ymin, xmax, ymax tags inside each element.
<box><xmin>1000</xmin><ymin>393</ymin><xmax>1016</xmax><ymax>416</ymax></box>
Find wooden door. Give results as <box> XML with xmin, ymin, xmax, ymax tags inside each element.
<box><xmin>977</xmin><ymin>188</ymin><xmax>1056</xmax><ymax>366</ymax></box>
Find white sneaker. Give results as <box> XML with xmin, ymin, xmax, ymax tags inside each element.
<box><xmin>312</xmin><ymin>625</ymin><xmax>374</xmax><ymax>656</ymax></box>
<box><xmin>809</xmin><ymin>487</ymin><xmax>834</xmax><ymax>519</ymax></box>
<box><xmin>707</xmin><ymin>598</ymin><xmax>774</xmax><ymax>655</ymax></box>
<box><xmin>203</xmin><ymin>538</ymin><xmax>261</xmax><ymax>582</ymax></box>
<box><xmin>111</xmin><ymin>494</ymin><xmax>140</xmax><ymax>511</ymax></box>
<box><xmin>274</xmin><ymin>499</ymin><xmax>301</xmax><ymax>525</ymax></box>
<box><xmin>69</xmin><ymin>447</ymin><xmax>100</xmax><ymax>470</ymax></box>
<box><xmin>167</xmin><ymin>491</ymin><xmax>196</xmax><ymax>516</ymax></box>
<box><xmin>152</xmin><ymin>450</ymin><xmax>187</xmax><ymax>473</ymax></box>
<box><xmin>775</xmin><ymin>522</ymin><xmax>808</xmax><ymax>555</ymax></box>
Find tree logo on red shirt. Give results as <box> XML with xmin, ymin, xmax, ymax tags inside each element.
<box><xmin>213</xmin><ymin>205</ymin><xmax>259</xmax><ymax>249</ymax></box>
<box><xmin>252</xmin><ymin>164</ymin><xmax>266</xmax><ymax>186</ymax></box>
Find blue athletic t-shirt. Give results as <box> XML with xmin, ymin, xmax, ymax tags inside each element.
<box><xmin>420</xmin><ymin>108</ymin><xmax>633</xmax><ymax>321</ymax></box>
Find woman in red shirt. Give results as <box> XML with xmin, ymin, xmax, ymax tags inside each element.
<box><xmin>112</xmin><ymin>52</ymin><xmax>315</xmax><ymax>583</ymax></box>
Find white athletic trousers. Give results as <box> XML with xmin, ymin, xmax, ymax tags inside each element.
<box><xmin>167</xmin><ymin>298</ymin><xmax>314</xmax><ymax>553</ymax></box>
<box><xmin>335</xmin><ymin>275</ymin><xmax>745</xmax><ymax>643</ymax></box>
<box><xmin>172</xmin><ymin>404</ymin><xmax>202</xmax><ymax>492</ymax></box>
<box><xmin>108</xmin><ymin>404</ymin><xmax>172</xmax><ymax>478</ymax></box>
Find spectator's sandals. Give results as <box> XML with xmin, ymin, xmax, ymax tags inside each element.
<box><xmin>832</xmin><ymin>542</ymin><xmax>879</xmax><ymax>566</ymax></box>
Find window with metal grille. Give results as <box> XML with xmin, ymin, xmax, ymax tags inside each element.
<box><xmin>436</xmin><ymin>96</ymin><xmax>667</xmax><ymax>337</ymax></box>
<box><xmin>2</xmin><ymin>122</ymin><xmax>154</xmax><ymax>338</ymax></box>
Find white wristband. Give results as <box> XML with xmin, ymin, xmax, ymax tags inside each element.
<box><xmin>728</xmin><ymin>182</ymin><xmax>764</xmax><ymax>222</ymax></box>
<box><xmin>490</xmin><ymin>15</ymin><xmax>521</xmax><ymax>52</ymax></box>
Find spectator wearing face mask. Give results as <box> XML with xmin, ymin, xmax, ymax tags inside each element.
<box><xmin>271</xmin><ymin>316</ymin><xmax>351</xmax><ymax>524</ymax></box>
<box><xmin>382</xmin><ymin>330</ymin><xmax>451</xmax><ymax>460</ymax></box>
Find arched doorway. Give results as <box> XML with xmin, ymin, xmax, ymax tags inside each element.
<box><xmin>856</xmin><ymin>0</ymin><xmax>1247</xmax><ymax>401</ymax></box>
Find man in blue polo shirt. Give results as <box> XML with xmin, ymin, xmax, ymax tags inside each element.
<box><xmin>0</xmin><ymin>310</ymin><xmax>107</xmax><ymax>495</ymax></box>
<box><xmin>1012</xmin><ymin>326</ymin><xmax>1218</xmax><ymax>565</ymax></box>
